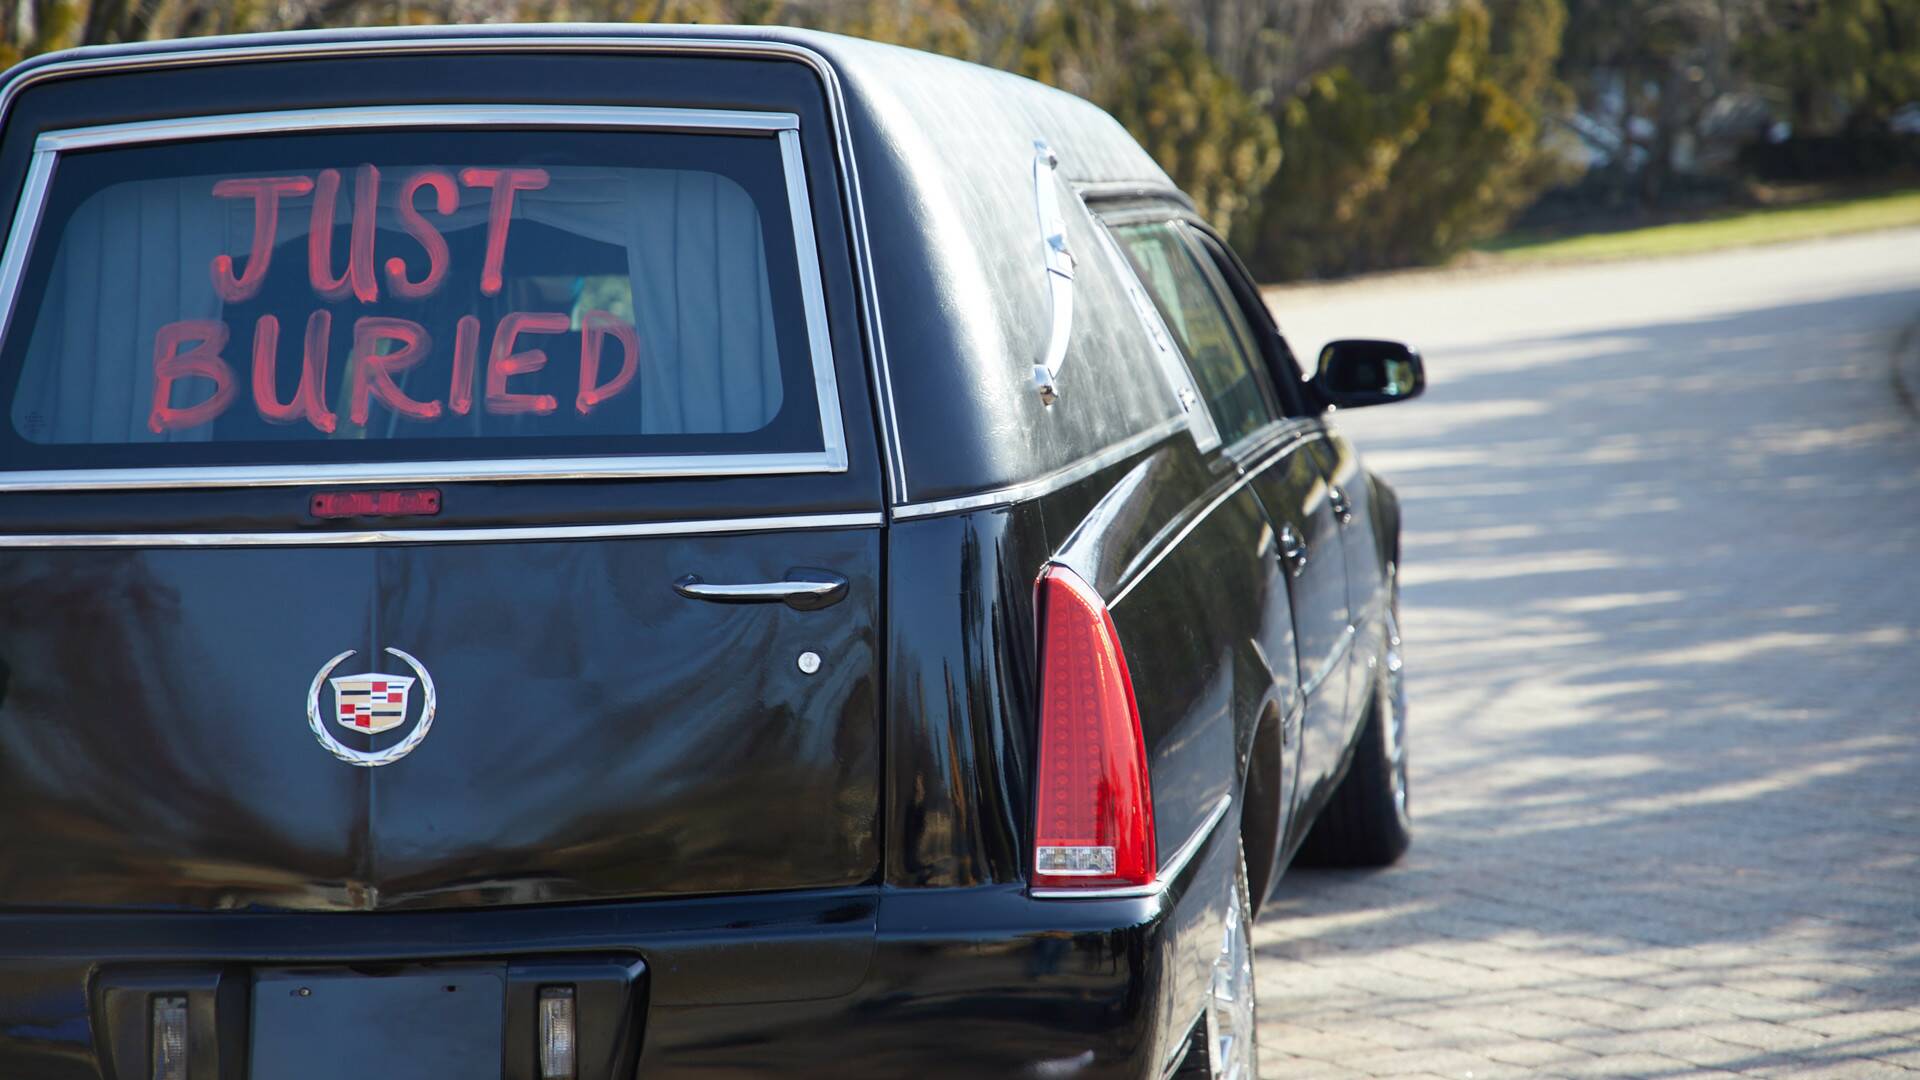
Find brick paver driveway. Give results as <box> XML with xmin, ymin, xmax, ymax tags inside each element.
<box><xmin>1255</xmin><ymin>229</ymin><xmax>1920</xmax><ymax>1079</ymax></box>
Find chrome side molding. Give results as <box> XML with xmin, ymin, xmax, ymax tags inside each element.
<box><xmin>0</xmin><ymin>511</ymin><xmax>884</xmax><ymax>549</ymax></box>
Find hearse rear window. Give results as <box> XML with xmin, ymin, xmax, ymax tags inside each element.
<box><xmin>0</xmin><ymin>108</ymin><xmax>841</xmax><ymax>480</ymax></box>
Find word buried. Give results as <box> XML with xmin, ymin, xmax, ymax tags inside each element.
<box><xmin>150</xmin><ymin>311</ymin><xmax>638</xmax><ymax>434</ymax></box>
<box><xmin>147</xmin><ymin>165</ymin><xmax>641</xmax><ymax>434</ymax></box>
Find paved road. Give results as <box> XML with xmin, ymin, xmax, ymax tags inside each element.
<box><xmin>1254</xmin><ymin>230</ymin><xmax>1920</xmax><ymax>1079</ymax></box>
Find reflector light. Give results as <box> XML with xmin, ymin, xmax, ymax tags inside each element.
<box><xmin>150</xmin><ymin>995</ymin><xmax>188</xmax><ymax>1080</ymax></box>
<box><xmin>538</xmin><ymin>986</ymin><xmax>577</xmax><ymax>1079</ymax></box>
<box><xmin>1032</xmin><ymin>565</ymin><xmax>1156</xmax><ymax>890</ymax></box>
<box><xmin>309</xmin><ymin>488</ymin><xmax>442</xmax><ymax>519</ymax></box>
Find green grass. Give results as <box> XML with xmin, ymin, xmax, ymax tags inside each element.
<box><xmin>1479</xmin><ymin>186</ymin><xmax>1920</xmax><ymax>264</ymax></box>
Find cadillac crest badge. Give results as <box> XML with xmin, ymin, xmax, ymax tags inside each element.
<box><xmin>305</xmin><ymin>647</ymin><xmax>438</xmax><ymax>767</ymax></box>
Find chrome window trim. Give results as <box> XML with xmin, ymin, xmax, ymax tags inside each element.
<box><xmin>776</xmin><ymin>123</ymin><xmax>851</xmax><ymax>477</ymax></box>
<box><xmin>890</xmin><ymin>412</ymin><xmax>1188</xmax><ymax>520</ymax></box>
<box><xmin>1075</xmin><ymin>180</ymin><xmax>1194</xmax><ymax>209</ymax></box>
<box><xmin>1167</xmin><ymin>218</ymin><xmax>1295</xmax><ymax>448</ymax></box>
<box><xmin>1081</xmin><ymin>199</ymin><xmax>1221</xmax><ymax>454</ymax></box>
<box><xmin>0</xmin><ymin>43</ymin><xmax>892</xmax><ymax>493</ymax></box>
<box><xmin>0</xmin><ymin>150</ymin><xmax>53</xmax><ymax>379</ymax></box>
<box><xmin>1029</xmin><ymin>792</ymin><xmax>1231</xmax><ymax>901</ymax></box>
<box><xmin>0</xmin><ymin>510</ymin><xmax>883</xmax><ymax>548</ymax></box>
<box><xmin>0</xmin><ymin>452</ymin><xmax>842</xmax><ymax>492</ymax></box>
<box><xmin>1109</xmin><ymin>425</ymin><xmax>1323</xmax><ymax>607</ymax></box>
<box><xmin>33</xmin><ymin>103</ymin><xmax>800</xmax><ymax>151</ymax></box>
<box><xmin>1223</xmin><ymin>416</ymin><xmax>1314</xmax><ymax>466</ymax></box>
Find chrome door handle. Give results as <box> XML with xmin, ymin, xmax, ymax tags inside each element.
<box><xmin>1279</xmin><ymin>524</ymin><xmax>1309</xmax><ymax>577</ymax></box>
<box><xmin>673</xmin><ymin>570</ymin><xmax>849</xmax><ymax>611</ymax></box>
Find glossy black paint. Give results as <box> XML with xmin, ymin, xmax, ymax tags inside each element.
<box><xmin>883</xmin><ymin>506</ymin><xmax>1043</xmax><ymax>888</ymax></box>
<box><xmin>0</xmin><ymin>25</ymin><xmax>1415</xmax><ymax>1079</ymax></box>
<box><xmin>0</xmin><ymin>834</ymin><xmax>1243</xmax><ymax>1077</ymax></box>
<box><xmin>0</xmin><ymin>530</ymin><xmax>882</xmax><ymax>911</ymax></box>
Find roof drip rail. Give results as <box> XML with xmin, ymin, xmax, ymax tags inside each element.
<box><xmin>1031</xmin><ymin>139</ymin><xmax>1074</xmax><ymax>407</ymax></box>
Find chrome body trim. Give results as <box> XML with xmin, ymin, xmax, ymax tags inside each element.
<box><xmin>34</xmin><ymin>103</ymin><xmax>799</xmax><ymax>150</ymax></box>
<box><xmin>0</xmin><ymin>44</ymin><xmax>883</xmax><ymax>491</ymax></box>
<box><xmin>1029</xmin><ymin>792</ymin><xmax>1232</xmax><ymax>901</ymax></box>
<box><xmin>1300</xmin><ymin>624</ymin><xmax>1356</xmax><ymax>700</ymax></box>
<box><xmin>1284</xmin><ymin>698</ymin><xmax>1305</xmax><ymax>743</ymax></box>
<box><xmin>1223</xmin><ymin>416</ymin><xmax>1317</xmax><ymax>467</ymax></box>
<box><xmin>776</xmin><ymin>122</ymin><xmax>851</xmax><ymax>474</ymax></box>
<box><xmin>0</xmin><ymin>511</ymin><xmax>884</xmax><ymax>548</ymax></box>
<box><xmin>1076</xmin><ymin>180</ymin><xmax>1194</xmax><ymax>209</ymax></box>
<box><xmin>890</xmin><ymin>413</ymin><xmax>1188</xmax><ymax>520</ymax></box>
<box><xmin>1109</xmin><ymin>425</ymin><xmax>1324</xmax><ymax>607</ymax></box>
<box><xmin>1082</xmin><ymin>203</ymin><xmax>1221</xmax><ymax>453</ymax></box>
<box><xmin>0</xmin><ymin>454</ymin><xmax>843</xmax><ymax>492</ymax></box>
<box><xmin>0</xmin><ymin>150</ymin><xmax>52</xmax><ymax>367</ymax></box>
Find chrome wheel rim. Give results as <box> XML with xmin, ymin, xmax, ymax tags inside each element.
<box><xmin>1382</xmin><ymin>601</ymin><xmax>1410</xmax><ymax>826</ymax></box>
<box><xmin>1204</xmin><ymin>856</ymin><xmax>1258</xmax><ymax>1080</ymax></box>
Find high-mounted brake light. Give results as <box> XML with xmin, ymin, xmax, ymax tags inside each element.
<box><xmin>310</xmin><ymin>488</ymin><xmax>442</xmax><ymax>519</ymax></box>
<box><xmin>1032</xmin><ymin>565</ymin><xmax>1156</xmax><ymax>890</ymax></box>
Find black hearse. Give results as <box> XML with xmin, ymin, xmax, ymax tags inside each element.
<box><xmin>0</xmin><ymin>24</ymin><xmax>1423</xmax><ymax>1080</ymax></box>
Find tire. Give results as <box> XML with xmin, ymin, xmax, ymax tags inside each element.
<box><xmin>1173</xmin><ymin>836</ymin><xmax>1259</xmax><ymax>1080</ymax></box>
<box><xmin>1297</xmin><ymin>596</ymin><xmax>1411</xmax><ymax>868</ymax></box>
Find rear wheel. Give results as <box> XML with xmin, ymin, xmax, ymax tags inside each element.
<box><xmin>1174</xmin><ymin>837</ymin><xmax>1259</xmax><ymax>1079</ymax></box>
<box><xmin>1297</xmin><ymin>597</ymin><xmax>1411</xmax><ymax>867</ymax></box>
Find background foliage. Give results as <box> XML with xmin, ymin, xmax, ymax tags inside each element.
<box><xmin>0</xmin><ymin>0</ymin><xmax>1915</xmax><ymax>279</ymax></box>
<box><xmin>1242</xmin><ymin>0</ymin><xmax>1572</xmax><ymax>277</ymax></box>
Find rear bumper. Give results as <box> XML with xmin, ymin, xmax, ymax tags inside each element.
<box><xmin>0</xmin><ymin>884</ymin><xmax>1200</xmax><ymax>1078</ymax></box>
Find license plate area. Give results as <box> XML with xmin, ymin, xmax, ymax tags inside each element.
<box><xmin>92</xmin><ymin>954</ymin><xmax>645</xmax><ymax>1080</ymax></box>
<box><xmin>252</xmin><ymin>965</ymin><xmax>506</xmax><ymax>1080</ymax></box>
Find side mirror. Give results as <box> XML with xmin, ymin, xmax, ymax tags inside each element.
<box><xmin>1312</xmin><ymin>339</ymin><xmax>1424</xmax><ymax>409</ymax></box>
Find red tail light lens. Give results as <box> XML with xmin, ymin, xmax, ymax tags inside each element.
<box><xmin>1032</xmin><ymin>565</ymin><xmax>1156</xmax><ymax>889</ymax></box>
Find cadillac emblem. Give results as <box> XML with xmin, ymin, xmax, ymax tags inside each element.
<box><xmin>305</xmin><ymin>648</ymin><xmax>438</xmax><ymax>767</ymax></box>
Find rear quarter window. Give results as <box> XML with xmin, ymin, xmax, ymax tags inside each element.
<box><xmin>1110</xmin><ymin>220</ymin><xmax>1280</xmax><ymax>447</ymax></box>
<box><xmin>0</xmin><ymin>107</ymin><xmax>843</xmax><ymax>480</ymax></box>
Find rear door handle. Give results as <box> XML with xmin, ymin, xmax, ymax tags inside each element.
<box><xmin>674</xmin><ymin>570</ymin><xmax>849</xmax><ymax>611</ymax></box>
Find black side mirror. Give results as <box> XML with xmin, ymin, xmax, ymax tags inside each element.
<box><xmin>1312</xmin><ymin>339</ymin><xmax>1425</xmax><ymax>409</ymax></box>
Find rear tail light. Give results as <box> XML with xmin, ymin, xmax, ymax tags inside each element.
<box><xmin>538</xmin><ymin>986</ymin><xmax>577</xmax><ymax>1079</ymax></box>
<box><xmin>1032</xmin><ymin>565</ymin><xmax>1156</xmax><ymax>890</ymax></box>
<box><xmin>149</xmin><ymin>995</ymin><xmax>188</xmax><ymax>1080</ymax></box>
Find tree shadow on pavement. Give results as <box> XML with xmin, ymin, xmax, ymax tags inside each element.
<box><xmin>1257</xmin><ymin>284</ymin><xmax>1920</xmax><ymax>1076</ymax></box>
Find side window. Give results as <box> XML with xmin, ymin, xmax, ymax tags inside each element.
<box><xmin>1110</xmin><ymin>221</ymin><xmax>1281</xmax><ymax>448</ymax></box>
<box><xmin>1186</xmin><ymin>229</ymin><xmax>1313</xmax><ymax>418</ymax></box>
